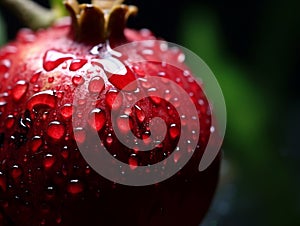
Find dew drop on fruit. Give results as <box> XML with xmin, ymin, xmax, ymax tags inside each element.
<box><xmin>88</xmin><ymin>108</ymin><xmax>106</xmax><ymax>131</ymax></box>
<box><xmin>30</xmin><ymin>70</ymin><xmax>41</xmax><ymax>83</ymax></box>
<box><xmin>128</xmin><ymin>155</ymin><xmax>138</xmax><ymax>170</ymax></box>
<box><xmin>88</xmin><ymin>76</ymin><xmax>105</xmax><ymax>93</ymax></box>
<box><xmin>106</xmin><ymin>134</ymin><xmax>113</xmax><ymax>146</ymax></box>
<box><xmin>74</xmin><ymin>127</ymin><xmax>86</xmax><ymax>144</ymax></box>
<box><xmin>5</xmin><ymin>115</ymin><xmax>15</xmax><ymax>129</ymax></box>
<box><xmin>169</xmin><ymin>123</ymin><xmax>180</xmax><ymax>139</ymax></box>
<box><xmin>43</xmin><ymin>154</ymin><xmax>56</xmax><ymax>169</ymax></box>
<box><xmin>12</xmin><ymin>80</ymin><xmax>28</xmax><ymax>101</ymax></box>
<box><xmin>69</xmin><ymin>59</ymin><xmax>87</xmax><ymax>71</ymax></box>
<box><xmin>48</xmin><ymin>76</ymin><xmax>54</xmax><ymax>83</ymax></box>
<box><xmin>0</xmin><ymin>59</ymin><xmax>11</xmax><ymax>76</ymax></box>
<box><xmin>27</xmin><ymin>90</ymin><xmax>57</xmax><ymax>111</ymax></box>
<box><xmin>108</xmin><ymin>66</ymin><xmax>137</xmax><ymax>91</ymax></box>
<box><xmin>134</xmin><ymin>105</ymin><xmax>145</xmax><ymax>122</ymax></box>
<box><xmin>117</xmin><ymin>115</ymin><xmax>131</xmax><ymax>134</ymax></box>
<box><xmin>72</xmin><ymin>75</ymin><xmax>85</xmax><ymax>86</ymax></box>
<box><xmin>0</xmin><ymin>171</ymin><xmax>7</xmax><ymax>192</ymax></box>
<box><xmin>30</xmin><ymin>135</ymin><xmax>42</xmax><ymax>153</ymax></box>
<box><xmin>147</xmin><ymin>88</ymin><xmax>161</xmax><ymax>104</ymax></box>
<box><xmin>105</xmin><ymin>90</ymin><xmax>123</xmax><ymax>110</ymax></box>
<box><xmin>67</xmin><ymin>179</ymin><xmax>83</xmax><ymax>195</ymax></box>
<box><xmin>61</xmin><ymin>146</ymin><xmax>69</xmax><ymax>159</ymax></box>
<box><xmin>47</xmin><ymin>121</ymin><xmax>65</xmax><ymax>140</ymax></box>
<box><xmin>11</xmin><ymin>165</ymin><xmax>22</xmax><ymax>180</ymax></box>
<box><xmin>60</xmin><ymin>104</ymin><xmax>74</xmax><ymax>119</ymax></box>
<box><xmin>43</xmin><ymin>50</ymin><xmax>74</xmax><ymax>71</ymax></box>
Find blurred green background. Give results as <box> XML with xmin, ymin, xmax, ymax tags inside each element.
<box><xmin>0</xmin><ymin>0</ymin><xmax>299</xmax><ymax>225</ymax></box>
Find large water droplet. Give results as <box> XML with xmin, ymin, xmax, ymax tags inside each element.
<box><xmin>12</xmin><ymin>80</ymin><xmax>28</xmax><ymax>101</ymax></box>
<box><xmin>88</xmin><ymin>76</ymin><xmax>105</xmax><ymax>93</ymax></box>
<box><xmin>88</xmin><ymin>108</ymin><xmax>106</xmax><ymax>131</ymax></box>
<box><xmin>43</xmin><ymin>50</ymin><xmax>74</xmax><ymax>71</ymax></box>
<box><xmin>47</xmin><ymin>121</ymin><xmax>65</xmax><ymax>140</ymax></box>
<box><xmin>27</xmin><ymin>90</ymin><xmax>57</xmax><ymax>111</ymax></box>
<box><xmin>67</xmin><ymin>179</ymin><xmax>83</xmax><ymax>195</ymax></box>
<box><xmin>69</xmin><ymin>59</ymin><xmax>87</xmax><ymax>71</ymax></box>
<box><xmin>108</xmin><ymin>66</ymin><xmax>137</xmax><ymax>91</ymax></box>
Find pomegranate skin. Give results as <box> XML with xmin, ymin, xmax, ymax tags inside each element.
<box><xmin>0</xmin><ymin>7</ymin><xmax>221</xmax><ymax>226</ymax></box>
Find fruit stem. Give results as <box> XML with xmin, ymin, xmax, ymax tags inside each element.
<box><xmin>1</xmin><ymin>0</ymin><xmax>56</xmax><ymax>30</ymax></box>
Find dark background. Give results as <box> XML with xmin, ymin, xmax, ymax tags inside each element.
<box><xmin>0</xmin><ymin>0</ymin><xmax>300</xmax><ymax>225</ymax></box>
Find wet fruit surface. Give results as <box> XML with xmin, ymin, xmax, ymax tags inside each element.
<box><xmin>0</xmin><ymin>1</ymin><xmax>221</xmax><ymax>226</ymax></box>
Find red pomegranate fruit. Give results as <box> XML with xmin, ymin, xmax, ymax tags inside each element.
<box><xmin>0</xmin><ymin>0</ymin><xmax>221</xmax><ymax>225</ymax></box>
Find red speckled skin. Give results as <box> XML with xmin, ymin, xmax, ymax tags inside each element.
<box><xmin>0</xmin><ymin>17</ymin><xmax>220</xmax><ymax>226</ymax></box>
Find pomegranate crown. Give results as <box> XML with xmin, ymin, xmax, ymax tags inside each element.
<box><xmin>64</xmin><ymin>0</ymin><xmax>138</xmax><ymax>44</ymax></box>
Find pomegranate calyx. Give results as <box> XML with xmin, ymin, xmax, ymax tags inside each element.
<box><xmin>64</xmin><ymin>0</ymin><xmax>138</xmax><ymax>44</ymax></box>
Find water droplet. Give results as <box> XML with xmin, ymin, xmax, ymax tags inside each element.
<box><xmin>5</xmin><ymin>115</ymin><xmax>15</xmax><ymax>129</ymax></box>
<box><xmin>56</xmin><ymin>216</ymin><xmax>62</xmax><ymax>224</ymax></box>
<box><xmin>88</xmin><ymin>76</ymin><xmax>105</xmax><ymax>93</ymax></box>
<box><xmin>105</xmin><ymin>90</ymin><xmax>123</xmax><ymax>110</ymax></box>
<box><xmin>108</xmin><ymin>66</ymin><xmax>137</xmax><ymax>91</ymax></box>
<box><xmin>134</xmin><ymin>105</ymin><xmax>145</xmax><ymax>122</ymax></box>
<box><xmin>27</xmin><ymin>90</ymin><xmax>57</xmax><ymax>111</ymax></box>
<box><xmin>11</xmin><ymin>165</ymin><xmax>22</xmax><ymax>180</ymax></box>
<box><xmin>30</xmin><ymin>70</ymin><xmax>41</xmax><ymax>83</ymax></box>
<box><xmin>147</xmin><ymin>88</ymin><xmax>161</xmax><ymax>104</ymax></box>
<box><xmin>74</xmin><ymin>127</ymin><xmax>86</xmax><ymax>144</ymax></box>
<box><xmin>117</xmin><ymin>115</ymin><xmax>132</xmax><ymax>134</ymax></box>
<box><xmin>128</xmin><ymin>155</ymin><xmax>138</xmax><ymax>170</ymax></box>
<box><xmin>30</xmin><ymin>135</ymin><xmax>42</xmax><ymax>153</ymax></box>
<box><xmin>12</xmin><ymin>80</ymin><xmax>28</xmax><ymax>101</ymax></box>
<box><xmin>173</xmin><ymin>149</ymin><xmax>181</xmax><ymax>163</ymax></box>
<box><xmin>45</xmin><ymin>186</ymin><xmax>56</xmax><ymax>200</ymax></box>
<box><xmin>61</xmin><ymin>146</ymin><xmax>69</xmax><ymax>159</ymax></box>
<box><xmin>169</xmin><ymin>123</ymin><xmax>180</xmax><ymax>139</ymax></box>
<box><xmin>72</xmin><ymin>75</ymin><xmax>85</xmax><ymax>86</ymax></box>
<box><xmin>47</xmin><ymin>121</ymin><xmax>65</xmax><ymax>140</ymax></box>
<box><xmin>67</xmin><ymin>179</ymin><xmax>83</xmax><ymax>195</ymax></box>
<box><xmin>48</xmin><ymin>76</ymin><xmax>54</xmax><ymax>83</ymax></box>
<box><xmin>43</xmin><ymin>154</ymin><xmax>55</xmax><ymax>169</ymax></box>
<box><xmin>43</xmin><ymin>50</ymin><xmax>74</xmax><ymax>71</ymax></box>
<box><xmin>106</xmin><ymin>134</ymin><xmax>113</xmax><ymax>146</ymax></box>
<box><xmin>0</xmin><ymin>171</ymin><xmax>7</xmax><ymax>192</ymax></box>
<box><xmin>60</xmin><ymin>104</ymin><xmax>73</xmax><ymax>119</ymax></box>
<box><xmin>0</xmin><ymin>59</ymin><xmax>11</xmax><ymax>76</ymax></box>
<box><xmin>132</xmin><ymin>65</ymin><xmax>145</xmax><ymax>76</ymax></box>
<box><xmin>33</xmin><ymin>84</ymin><xmax>40</xmax><ymax>92</ymax></box>
<box><xmin>69</xmin><ymin>59</ymin><xmax>87</xmax><ymax>71</ymax></box>
<box><xmin>88</xmin><ymin>108</ymin><xmax>106</xmax><ymax>131</ymax></box>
